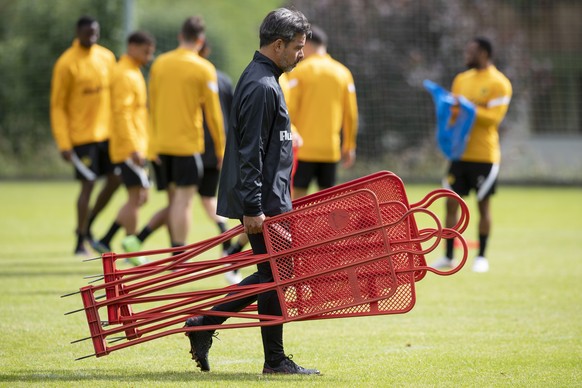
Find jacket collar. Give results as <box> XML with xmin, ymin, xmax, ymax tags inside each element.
<box><xmin>253</xmin><ymin>51</ymin><xmax>284</xmax><ymax>78</ymax></box>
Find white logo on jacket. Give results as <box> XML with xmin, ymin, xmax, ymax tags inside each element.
<box><xmin>279</xmin><ymin>130</ymin><xmax>293</xmax><ymax>141</ymax></box>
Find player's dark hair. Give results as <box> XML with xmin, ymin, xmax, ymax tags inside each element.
<box><xmin>259</xmin><ymin>8</ymin><xmax>311</xmax><ymax>47</ymax></box>
<box><xmin>307</xmin><ymin>25</ymin><xmax>327</xmax><ymax>47</ymax></box>
<box><xmin>473</xmin><ymin>36</ymin><xmax>493</xmax><ymax>58</ymax></box>
<box><xmin>128</xmin><ymin>31</ymin><xmax>156</xmax><ymax>46</ymax></box>
<box><xmin>76</xmin><ymin>16</ymin><xmax>97</xmax><ymax>29</ymax></box>
<box><xmin>181</xmin><ymin>16</ymin><xmax>205</xmax><ymax>42</ymax></box>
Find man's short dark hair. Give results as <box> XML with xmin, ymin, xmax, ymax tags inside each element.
<box><xmin>76</xmin><ymin>16</ymin><xmax>97</xmax><ymax>29</ymax></box>
<box><xmin>128</xmin><ymin>31</ymin><xmax>156</xmax><ymax>46</ymax></box>
<box><xmin>259</xmin><ymin>8</ymin><xmax>311</xmax><ymax>47</ymax></box>
<box><xmin>181</xmin><ymin>16</ymin><xmax>205</xmax><ymax>42</ymax></box>
<box><xmin>473</xmin><ymin>36</ymin><xmax>493</xmax><ymax>58</ymax></box>
<box><xmin>307</xmin><ymin>25</ymin><xmax>327</xmax><ymax>47</ymax></box>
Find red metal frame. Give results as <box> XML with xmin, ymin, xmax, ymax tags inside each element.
<box><xmin>71</xmin><ymin>171</ymin><xmax>469</xmax><ymax>360</ymax></box>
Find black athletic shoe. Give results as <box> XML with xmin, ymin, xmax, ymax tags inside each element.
<box><xmin>184</xmin><ymin>316</ymin><xmax>214</xmax><ymax>372</ymax></box>
<box><xmin>74</xmin><ymin>246</ymin><xmax>89</xmax><ymax>256</ymax></box>
<box><xmin>262</xmin><ymin>355</ymin><xmax>320</xmax><ymax>375</ymax></box>
<box><xmin>90</xmin><ymin>239</ymin><xmax>111</xmax><ymax>254</ymax></box>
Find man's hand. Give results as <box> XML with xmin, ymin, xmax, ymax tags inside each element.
<box><xmin>216</xmin><ymin>155</ymin><xmax>223</xmax><ymax>170</ymax></box>
<box><xmin>243</xmin><ymin>214</ymin><xmax>265</xmax><ymax>234</ymax></box>
<box><xmin>292</xmin><ymin>131</ymin><xmax>303</xmax><ymax>148</ymax></box>
<box><xmin>342</xmin><ymin>149</ymin><xmax>356</xmax><ymax>168</ymax></box>
<box><xmin>61</xmin><ymin>150</ymin><xmax>72</xmax><ymax>162</ymax></box>
<box><xmin>131</xmin><ymin>151</ymin><xmax>146</xmax><ymax>167</ymax></box>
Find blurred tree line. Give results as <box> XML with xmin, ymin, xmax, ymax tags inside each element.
<box><xmin>0</xmin><ymin>0</ymin><xmax>125</xmax><ymax>177</ymax></box>
<box><xmin>1</xmin><ymin>0</ymin><xmax>580</xmax><ymax>181</ymax></box>
<box><xmin>0</xmin><ymin>0</ymin><xmax>280</xmax><ymax>178</ymax></box>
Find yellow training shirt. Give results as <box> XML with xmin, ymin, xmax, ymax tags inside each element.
<box><xmin>109</xmin><ymin>55</ymin><xmax>148</xmax><ymax>164</ymax></box>
<box><xmin>452</xmin><ymin>65</ymin><xmax>512</xmax><ymax>163</ymax></box>
<box><xmin>50</xmin><ymin>39</ymin><xmax>115</xmax><ymax>151</ymax></box>
<box><xmin>279</xmin><ymin>73</ymin><xmax>298</xmax><ymax>136</ymax></box>
<box><xmin>287</xmin><ymin>53</ymin><xmax>358</xmax><ymax>163</ymax></box>
<box><xmin>149</xmin><ymin>47</ymin><xmax>225</xmax><ymax>157</ymax></box>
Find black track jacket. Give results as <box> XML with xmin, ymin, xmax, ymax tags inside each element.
<box><xmin>217</xmin><ymin>51</ymin><xmax>293</xmax><ymax>219</ymax></box>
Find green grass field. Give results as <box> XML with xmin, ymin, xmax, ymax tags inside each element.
<box><xmin>0</xmin><ymin>179</ymin><xmax>580</xmax><ymax>387</ymax></box>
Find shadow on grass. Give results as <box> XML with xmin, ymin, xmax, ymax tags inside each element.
<box><xmin>0</xmin><ymin>369</ymin><xmax>329</xmax><ymax>383</ymax></box>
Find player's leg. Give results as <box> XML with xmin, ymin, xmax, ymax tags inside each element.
<box><xmin>472</xmin><ymin>163</ymin><xmax>499</xmax><ymax>272</ymax></box>
<box><xmin>75</xmin><ymin>179</ymin><xmax>95</xmax><ymax>255</ymax></box>
<box><xmin>168</xmin><ymin>154</ymin><xmax>201</xmax><ymax>250</ymax></box>
<box><xmin>292</xmin><ymin>161</ymin><xmax>314</xmax><ymax>199</ymax></box>
<box><xmin>314</xmin><ymin>162</ymin><xmax>337</xmax><ymax>190</ymax></box>
<box><xmin>198</xmin><ymin>167</ymin><xmax>231</xmax><ymax>251</ymax></box>
<box><xmin>71</xmin><ymin>143</ymin><xmax>99</xmax><ymax>255</ymax></box>
<box><xmin>132</xmin><ymin>159</ymin><xmax>170</xmax><ymax>246</ymax></box>
<box><xmin>432</xmin><ymin>161</ymin><xmax>468</xmax><ymax>268</ymax></box>
<box><xmin>86</xmin><ymin>141</ymin><xmax>121</xmax><ymax>242</ymax></box>
<box><xmin>250</xmin><ymin>231</ymin><xmax>319</xmax><ymax>374</ymax></box>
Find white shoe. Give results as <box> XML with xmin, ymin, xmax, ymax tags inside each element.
<box><xmin>472</xmin><ymin>256</ymin><xmax>489</xmax><ymax>273</ymax></box>
<box><xmin>225</xmin><ymin>270</ymin><xmax>242</xmax><ymax>285</ymax></box>
<box><xmin>430</xmin><ymin>256</ymin><xmax>456</xmax><ymax>269</ymax></box>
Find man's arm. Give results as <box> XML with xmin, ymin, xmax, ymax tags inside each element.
<box><xmin>112</xmin><ymin>71</ymin><xmax>143</xmax><ymax>165</ymax></box>
<box><xmin>341</xmin><ymin>71</ymin><xmax>358</xmax><ymax>168</ymax></box>
<box><xmin>203</xmin><ymin>67</ymin><xmax>226</xmax><ymax>168</ymax></box>
<box><xmin>50</xmin><ymin>59</ymin><xmax>73</xmax><ymax>159</ymax></box>
<box><xmin>237</xmin><ymin>84</ymin><xmax>275</xmax><ymax>223</ymax></box>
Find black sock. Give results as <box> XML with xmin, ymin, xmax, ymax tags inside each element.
<box><xmin>226</xmin><ymin>241</ymin><xmax>243</xmax><ymax>255</ymax></box>
<box><xmin>101</xmin><ymin>222</ymin><xmax>121</xmax><ymax>247</ymax></box>
<box><xmin>446</xmin><ymin>238</ymin><xmax>454</xmax><ymax>259</ymax></box>
<box><xmin>171</xmin><ymin>241</ymin><xmax>184</xmax><ymax>256</ymax></box>
<box><xmin>217</xmin><ymin>221</ymin><xmax>231</xmax><ymax>250</ymax></box>
<box><xmin>137</xmin><ymin>226</ymin><xmax>153</xmax><ymax>243</ymax></box>
<box><xmin>75</xmin><ymin>232</ymin><xmax>85</xmax><ymax>250</ymax></box>
<box><xmin>478</xmin><ymin>234</ymin><xmax>488</xmax><ymax>257</ymax></box>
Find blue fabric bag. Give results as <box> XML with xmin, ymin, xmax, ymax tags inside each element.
<box><xmin>423</xmin><ymin>79</ymin><xmax>476</xmax><ymax>160</ymax></box>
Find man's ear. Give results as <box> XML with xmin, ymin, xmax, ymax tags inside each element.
<box><xmin>274</xmin><ymin>38</ymin><xmax>284</xmax><ymax>53</ymax></box>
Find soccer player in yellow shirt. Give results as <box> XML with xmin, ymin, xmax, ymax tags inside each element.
<box><xmin>148</xmin><ymin>16</ymin><xmax>225</xmax><ymax>251</ymax></box>
<box><xmin>431</xmin><ymin>37</ymin><xmax>512</xmax><ymax>273</ymax></box>
<box><xmin>50</xmin><ymin>16</ymin><xmax>121</xmax><ymax>256</ymax></box>
<box><xmin>286</xmin><ymin>25</ymin><xmax>359</xmax><ymax>199</ymax></box>
<box><xmin>91</xmin><ymin>32</ymin><xmax>156</xmax><ymax>265</ymax></box>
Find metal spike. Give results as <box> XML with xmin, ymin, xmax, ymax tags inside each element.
<box><xmin>64</xmin><ymin>307</ymin><xmax>85</xmax><ymax>315</ymax></box>
<box><xmin>107</xmin><ymin>336</ymin><xmax>127</xmax><ymax>343</ymax></box>
<box><xmin>83</xmin><ymin>256</ymin><xmax>102</xmax><ymax>262</ymax></box>
<box><xmin>60</xmin><ymin>290</ymin><xmax>81</xmax><ymax>298</ymax></box>
<box><xmin>83</xmin><ymin>274</ymin><xmax>104</xmax><ymax>279</ymax></box>
<box><xmin>88</xmin><ymin>277</ymin><xmax>104</xmax><ymax>284</ymax></box>
<box><xmin>70</xmin><ymin>336</ymin><xmax>91</xmax><ymax>344</ymax></box>
<box><xmin>75</xmin><ymin>353</ymin><xmax>96</xmax><ymax>361</ymax></box>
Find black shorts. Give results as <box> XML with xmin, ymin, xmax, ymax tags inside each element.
<box><xmin>153</xmin><ymin>154</ymin><xmax>203</xmax><ymax>191</ymax></box>
<box><xmin>293</xmin><ymin>161</ymin><xmax>337</xmax><ymax>189</ymax></box>
<box><xmin>117</xmin><ymin>161</ymin><xmax>151</xmax><ymax>189</ymax></box>
<box><xmin>444</xmin><ymin>161</ymin><xmax>499</xmax><ymax>200</ymax></box>
<box><xmin>72</xmin><ymin>141</ymin><xmax>115</xmax><ymax>180</ymax></box>
<box><xmin>198</xmin><ymin>167</ymin><xmax>220</xmax><ymax>197</ymax></box>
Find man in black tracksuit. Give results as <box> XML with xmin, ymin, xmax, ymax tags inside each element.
<box><xmin>185</xmin><ymin>8</ymin><xmax>319</xmax><ymax>375</ymax></box>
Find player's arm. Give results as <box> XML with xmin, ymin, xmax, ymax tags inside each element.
<box><xmin>473</xmin><ymin>81</ymin><xmax>512</xmax><ymax>127</ymax></box>
<box><xmin>112</xmin><ymin>72</ymin><xmax>142</xmax><ymax>165</ymax></box>
<box><xmin>285</xmin><ymin>73</ymin><xmax>300</xmax><ymax>128</ymax></box>
<box><xmin>341</xmin><ymin>72</ymin><xmax>359</xmax><ymax>168</ymax></box>
<box><xmin>50</xmin><ymin>60</ymin><xmax>73</xmax><ymax>160</ymax></box>
<box><xmin>147</xmin><ymin>64</ymin><xmax>159</xmax><ymax>163</ymax></box>
<box><xmin>203</xmin><ymin>68</ymin><xmax>226</xmax><ymax>167</ymax></box>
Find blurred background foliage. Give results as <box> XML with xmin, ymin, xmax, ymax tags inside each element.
<box><xmin>1</xmin><ymin>0</ymin><xmax>581</xmax><ymax>182</ymax></box>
